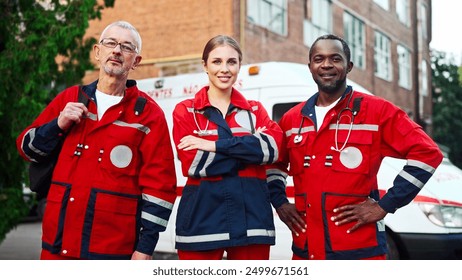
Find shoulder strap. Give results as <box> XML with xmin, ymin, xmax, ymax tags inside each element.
<box><xmin>134</xmin><ymin>96</ymin><xmax>147</xmax><ymax>116</ymax></box>
<box><xmin>352</xmin><ymin>97</ymin><xmax>363</xmax><ymax>116</ymax></box>
<box><xmin>77</xmin><ymin>86</ymin><xmax>90</xmax><ymax>106</ymax></box>
<box><xmin>78</xmin><ymin>86</ymin><xmax>146</xmax><ymax>115</ymax></box>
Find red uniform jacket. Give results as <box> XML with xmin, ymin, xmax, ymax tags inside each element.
<box><xmin>269</xmin><ymin>87</ymin><xmax>443</xmax><ymax>259</ymax></box>
<box><xmin>172</xmin><ymin>86</ymin><xmax>283</xmax><ymax>251</ymax></box>
<box><xmin>17</xmin><ymin>80</ymin><xmax>177</xmax><ymax>259</ymax></box>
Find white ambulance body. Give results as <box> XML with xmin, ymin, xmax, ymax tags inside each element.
<box><xmin>137</xmin><ymin>61</ymin><xmax>462</xmax><ymax>259</ymax></box>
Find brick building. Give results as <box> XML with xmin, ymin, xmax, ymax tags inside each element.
<box><xmin>83</xmin><ymin>0</ymin><xmax>434</xmax><ymax>132</ymax></box>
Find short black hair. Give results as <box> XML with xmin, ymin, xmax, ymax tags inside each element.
<box><xmin>309</xmin><ymin>34</ymin><xmax>351</xmax><ymax>63</ymax></box>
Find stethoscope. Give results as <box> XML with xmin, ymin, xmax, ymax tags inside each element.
<box><xmin>192</xmin><ymin>106</ymin><xmax>255</xmax><ymax>136</ymax></box>
<box><xmin>294</xmin><ymin>88</ymin><xmax>361</xmax><ymax>153</ymax></box>
<box><xmin>192</xmin><ymin>109</ymin><xmax>212</xmax><ymax>136</ymax></box>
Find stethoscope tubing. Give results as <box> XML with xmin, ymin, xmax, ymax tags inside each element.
<box><xmin>294</xmin><ymin>89</ymin><xmax>357</xmax><ymax>153</ymax></box>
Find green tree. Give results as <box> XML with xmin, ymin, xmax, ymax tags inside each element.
<box><xmin>431</xmin><ymin>50</ymin><xmax>462</xmax><ymax>167</ymax></box>
<box><xmin>0</xmin><ymin>0</ymin><xmax>114</xmax><ymax>243</ymax></box>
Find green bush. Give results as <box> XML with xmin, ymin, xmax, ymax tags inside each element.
<box><xmin>0</xmin><ymin>0</ymin><xmax>114</xmax><ymax>246</ymax></box>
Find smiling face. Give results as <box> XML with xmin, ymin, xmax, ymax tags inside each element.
<box><xmin>203</xmin><ymin>44</ymin><xmax>241</xmax><ymax>94</ymax></box>
<box><xmin>94</xmin><ymin>25</ymin><xmax>142</xmax><ymax>78</ymax></box>
<box><xmin>308</xmin><ymin>39</ymin><xmax>353</xmax><ymax>96</ymax></box>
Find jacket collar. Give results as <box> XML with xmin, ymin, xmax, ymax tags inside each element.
<box><xmin>301</xmin><ymin>85</ymin><xmax>353</xmax><ymax>118</ymax></box>
<box><xmin>81</xmin><ymin>80</ymin><xmax>138</xmax><ymax>104</ymax></box>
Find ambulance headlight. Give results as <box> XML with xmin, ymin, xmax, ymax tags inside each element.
<box><xmin>419</xmin><ymin>203</ymin><xmax>462</xmax><ymax>228</ymax></box>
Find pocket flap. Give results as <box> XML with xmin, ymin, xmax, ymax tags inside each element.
<box><xmin>94</xmin><ymin>192</ymin><xmax>138</xmax><ymax>215</ymax></box>
<box><xmin>324</xmin><ymin>193</ymin><xmax>367</xmax><ymax>211</ymax></box>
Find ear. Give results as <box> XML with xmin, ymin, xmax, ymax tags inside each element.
<box><xmin>347</xmin><ymin>61</ymin><xmax>354</xmax><ymax>73</ymax></box>
<box><xmin>202</xmin><ymin>60</ymin><xmax>208</xmax><ymax>74</ymax></box>
<box><xmin>93</xmin><ymin>44</ymin><xmax>101</xmax><ymax>61</ymax></box>
<box><xmin>131</xmin><ymin>55</ymin><xmax>142</xmax><ymax>70</ymax></box>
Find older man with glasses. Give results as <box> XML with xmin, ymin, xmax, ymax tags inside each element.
<box><xmin>16</xmin><ymin>21</ymin><xmax>177</xmax><ymax>260</ymax></box>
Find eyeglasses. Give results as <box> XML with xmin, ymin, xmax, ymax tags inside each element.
<box><xmin>99</xmin><ymin>38</ymin><xmax>138</xmax><ymax>54</ymax></box>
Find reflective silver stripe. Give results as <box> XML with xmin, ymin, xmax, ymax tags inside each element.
<box><xmin>377</xmin><ymin>220</ymin><xmax>385</xmax><ymax>231</ymax></box>
<box><xmin>266</xmin><ymin>167</ymin><xmax>288</xmax><ymax>184</ymax></box>
<box><xmin>199</xmin><ymin>152</ymin><xmax>216</xmax><ymax>177</ymax></box>
<box><xmin>407</xmin><ymin>159</ymin><xmax>436</xmax><ymax>174</ymax></box>
<box><xmin>263</xmin><ymin>133</ymin><xmax>279</xmax><ymax>163</ymax></box>
<box><xmin>141</xmin><ymin>212</ymin><xmax>168</xmax><ymax>227</ymax></box>
<box><xmin>86</xmin><ymin>112</ymin><xmax>98</xmax><ymax>121</ymax></box>
<box><xmin>188</xmin><ymin>150</ymin><xmax>204</xmax><ymax>177</ymax></box>
<box><xmin>398</xmin><ymin>169</ymin><xmax>425</xmax><ymax>189</ymax></box>
<box><xmin>176</xmin><ymin>233</ymin><xmax>230</xmax><ymax>243</ymax></box>
<box><xmin>267</xmin><ymin>175</ymin><xmax>286</xmax><ymax>184</ymax></box>
<box><xmin>286</xmin><ymin>126</ymin><xmax>315</xmax><ymax>137</ymax></box>
<box><xmin>26</xmin><ymin>128</ymin><xmax>48</xmax><ymax>157</ymax></box>
<box><xmin>188</xmin><ymin>150</ymin><xmax>217</xmax><ymax>177</ymax></box>
<box><xmin>254</xmin><ymin>133</ymin><xmax>270</xmax><ymax>163</ymax></box>
<box><xmin>142</xmin><ymin>193</ymin><xmax>173</xmax><ymax>210</ymax></box>
<box><xmin>266</xmin><ymin>168</ymin><xmax>288</xmax><ymax>178</ymax></box>
<box><xmin>247</xmin><ymin>229</ymin><xmax>275</xmax><ymax>237</ymax></box>
<box><xmin>231</xmin><ymin>127</ymin><xmax>251</xmax><ymax>134</ymax></box>
<box><xmin>329</xmin><ymin>124</ymin><xmax>379</xmax><ymax>131</ymax></box>
<box><xmin>113</xmin><ymin>120</ymin><xmax>150</xmax><ymax>134</ymax></box>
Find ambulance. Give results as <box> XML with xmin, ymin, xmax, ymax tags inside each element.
<box><xmin>137</xmin><ymin>61</ymin><xmax>462</xmax><ymax>259</ymax></box>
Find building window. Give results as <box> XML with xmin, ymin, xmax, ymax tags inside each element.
<box><xmin>374</xmin><ymin>0</ymin><xmax>389</xmax><ymax>10</ymax></box>
<box><xmin>303</xmin><ymin>0</ymin><xmax>332</xmax><ymax>47</ymax></box>
<box><xmin>421</xmin><ymin>60</ymin><xmax>428</xmax><ymax>97</ymax></box>
<box><xmin>374</xmin><ymin>31</ymin><xmax>392</xmax><ymax>80</ymax></box>
<box><xmin>247</xmin><ymin>0</ymin><xmax>287</xmax><ymax>36</ymax></box>
<box><xmin>397</xmin><ymin>45</ymin><xmax>412</xmax><ymax>89</ymax></box>
<box><xmin>420</xmin><ymin>3</ymin><xmax>428</xmax><ymax>39</ymax></box>
<box><xmin>396</xmin><ymin>0</ymin><xmax>410</xmax><ymax>26</ymax></box>
<box><xmin>343</xmin><ymin>12</ymin><xmax>365</xmax><ymax>69</ymax></box>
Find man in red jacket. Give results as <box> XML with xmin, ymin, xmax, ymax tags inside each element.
<box><xmin>272</xmin><ymin>34</ymin><xmax>443</xmax><ymax>260</ymax></box>
<box><xmin>16</xmin><ymin>21</ymin><xmax>177</xmax><ymax>260</ymax></box>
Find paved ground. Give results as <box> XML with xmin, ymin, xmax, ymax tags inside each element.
<box><xmin>0</xmin><ymin>221</ymin><xmax>177</xmax><ymax>260</ymax></box>
<box><xmin>0</xmin><ymin>221</ymin><xmax>41</xmax><ymax>260</ymax></box>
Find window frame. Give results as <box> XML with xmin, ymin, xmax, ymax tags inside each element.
<box><xmin>396</xmin><ymin>0</ymin><xmax>410</xmax><ymax>26</ymax></box>
<box><xmin>247</xmin><ymin>0</ymin><xmax>288</xmax><ymax>36</ymax></box>
<box><xmin>303</xmin><ymin>0</ymin><xmax>332</xmax><ymax>47</ymax></box>
<box><xmin>343</xmin><ymin>11</ymin><xmax>366</xmax><ymax>69</ymax></box>
<box><xmin>373</xmin><ymin>0</ymin><xmax>390</xmax><ymax>10</ymax></box>
<box><xmin>374</xmin><ymin>31</ymin><xmax>392</xmax><ymax>81</ymax></box>
<box><xmin>397</xmin><ymin>44</ymin><xmax>412</xmax><ymax>89</ymax></box>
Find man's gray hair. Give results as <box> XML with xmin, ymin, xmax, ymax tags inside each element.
<box><xmin>99</xmin><ymin>21</ymin><xmax>142</xmax><ymax>53</ymax></box>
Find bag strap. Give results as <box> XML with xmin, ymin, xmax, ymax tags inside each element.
<box><xmin>78</xmin><ymin>85</ymin><xmax>146</xmax><ymax>115</ymax></box>
<box><xmin>134</xmin><ymin>96</ymin><xmax>147</xmax><ymax>116</ymax></box>
<box><xmin>77</xmin><ymin>86</ymin><xmax>90</xmax><ymax>107</ymax></box>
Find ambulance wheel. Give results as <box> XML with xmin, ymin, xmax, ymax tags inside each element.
<box><xmin>386</xmin><ymin>232</ymin><xmax>400</xmax><ymax>260</ymax></box>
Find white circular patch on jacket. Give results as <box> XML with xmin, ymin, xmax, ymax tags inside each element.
<box><xmin>339</xmin><ymin>147</ymin><xmax>362</xmax><ymax>169</ymax></box>
<box><xmin>234</xmin><ymin>110</ymin><xmax>256</xmax><ymax>131</ymax></box>
<box><xmin>110</xmin><ymin>145</ymin><xmax>132</xmax><ymax>168</ymax></box>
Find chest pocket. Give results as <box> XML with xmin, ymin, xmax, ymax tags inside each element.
<box><xmin>331</xmin><ymin>128</ymin><xmax>373</xmax><ymax>174</ymax></box>
<box><xmin>99</xmin><ymin>97</ymin><xmax>148</xmax><ymax>176</ymax></box>
<box><xmin>99</xmin><ymin>122</ymin><xmax>146</xmax><ymax>176</ymax></box>
<box><xmin>287</xmin><ymin>131</ymin><xmax>311</xmax><ymax>175</ymax></box>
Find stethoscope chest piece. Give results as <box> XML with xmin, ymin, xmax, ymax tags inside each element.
<box><xmin>294</xmin><ymin>134</ymin><xmax>303</xmax><ymax>144</ymax></box>
<box><xmin>193</xmin><ymin>129</ymin><xmax>212</xmax><ymax>136</ymax></box>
